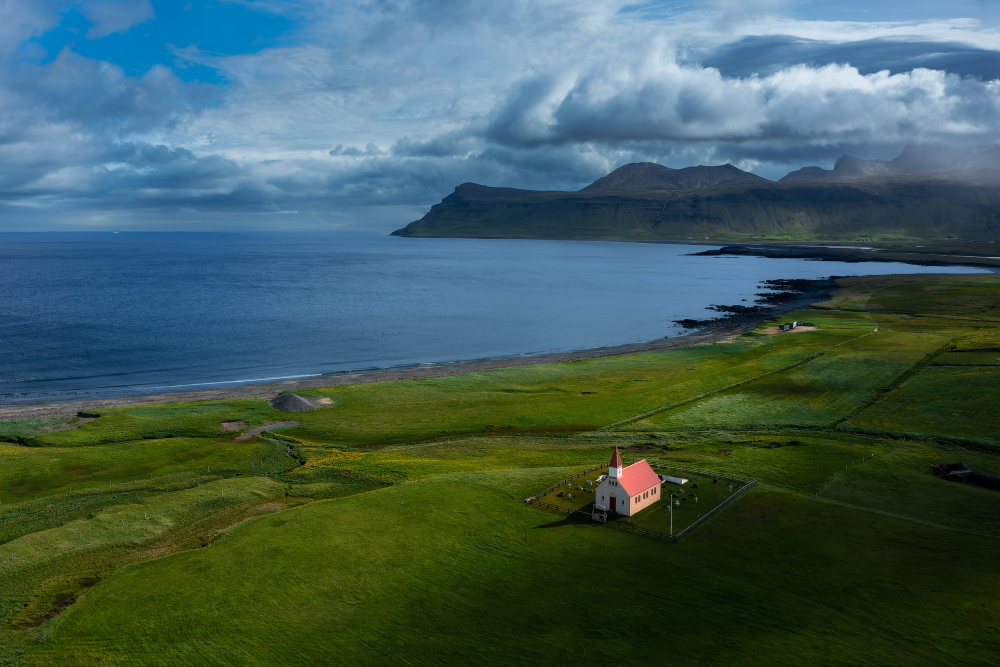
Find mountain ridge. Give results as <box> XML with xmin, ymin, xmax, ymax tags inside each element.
<box><xmin>581</xmin><ymin>162</ymin><xmax>770</xmax><ymax>192</ymax></box>
<box><xmin>391</xmin><ymin>145</ymin><xmax>1000</xmax><ymax>242</ymax></box>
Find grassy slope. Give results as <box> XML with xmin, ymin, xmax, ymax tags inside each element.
<box><xmin>848</xmin><ymin>367</ymin><xmax>1000</xmax><ymax>441</ymax></box>
<box><xmin>1</xmin><ymin>274</ymin><xmax>999</xmax><ymax>665</ymax></box>
<box><xmin>281</xmin><ymin>337</ymin><xmax>830</xmax><ymax>446</ymax></box>
<box><xmin>631</xmin><ymin>331</ymin><xmax>951</xmax><ymax>430</ymax></box>
<box><xmin>22</xmin><ymin>400</ymin><xmax>281</xmax><ymax>448</ymax></box>
<box><xmin>0</xmin><ymin>438</ymin><xmax>268</xmax><ymax>503</ymax></box>
<box><xmin>24</xmin><ymin>476</ymin><xmax>1000</xmax><ymax>666</ymax></box>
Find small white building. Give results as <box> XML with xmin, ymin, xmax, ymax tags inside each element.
<box><xmin>658</xmin><ymin>474</ymin><xmax>689</xmax><ymax>485</ymax></box>
<box><xmin>594</xmin><ymin>447</ymin><xmax>662</xmax><ymax>516</ymax></box>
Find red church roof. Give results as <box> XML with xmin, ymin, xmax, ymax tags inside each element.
<box><xmin>609</xmin><ymin>447</ymin><xmax>622</xmax><ymax>469</ymax></box>
<box><xmin>618</xmin><ymin>459</ymin><xmax>660</xmax><ymax>496</ymax></box>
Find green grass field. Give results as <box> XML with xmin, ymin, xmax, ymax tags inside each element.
<box><xmin>848</xmin><ymin>366</ymin><xmax>1000</xmax><ymax>443</ymax></box>
<box><xmin>629</xmin><ymin>331</ymin><xmax>954</xmax><ymax>430</ymax></box>
<box><xmin>2</xmin><ymin>273</ymin><xmax>1000</xmax><ymax>665</ymax></box>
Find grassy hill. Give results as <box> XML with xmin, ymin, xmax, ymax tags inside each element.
<box><xmin>2</xmin><ymin>274</ymin><xmax>1000</xmax><ymax>664</ymax></box>
<box><xmin>391</xmin><ymin>152</ymin><xmax>1000</xmax><ymax>243</ymax></box>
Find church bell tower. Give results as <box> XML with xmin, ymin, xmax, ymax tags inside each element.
<box><xmin>609</xmin><ymin>447</ymin><xmax>623</xmax><ymax>478</ymax></box>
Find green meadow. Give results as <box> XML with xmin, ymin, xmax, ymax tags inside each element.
<box><xmin>2</xmin><ymin>273</ymin><xmax>999</xmax><ymax>665</ymax></box>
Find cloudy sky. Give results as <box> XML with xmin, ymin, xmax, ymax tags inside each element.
<box><xmin>2</xmin><ymin>0</ymin><xmax>999</xmax><ymax>231</ymax></box>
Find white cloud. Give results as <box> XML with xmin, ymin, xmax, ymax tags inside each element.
<box><xmin>489</xmin><ymin>58</ymin><xmax>1000</xmax><ymax>147</ymax></box>
<box><xmin>0</xmin><ymin>1</ymin><xmax>59</xmax><ymax>59</ymax></box>
<box><xmin>80</xmin><ymin>0</ymin><xmax>155</xmax><ymax>40</ymax></box>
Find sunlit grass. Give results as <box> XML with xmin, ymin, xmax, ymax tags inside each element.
<box><xmin>26</xmin><ymin>399</ymin><xmax>280</xmax><ymax>448</ymax></box>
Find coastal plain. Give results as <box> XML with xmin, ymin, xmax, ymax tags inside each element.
<box><xmin>2</xmin><ymin>274</ymin><xmax>999</xmax><ymax>665</ymax></box>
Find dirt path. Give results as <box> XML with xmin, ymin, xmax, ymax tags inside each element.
<box><xmin>233</xmin><ymin>421</ymin><xmax>300</xmax><ymax>441</ymax></box>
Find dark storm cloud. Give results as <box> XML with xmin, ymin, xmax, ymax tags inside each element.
<box><xmin>485</xmin><ymin>75</ymin><xmax>564</xmax><ymax>149</ymax></box>
<box><xmin>0</xmin><ymin>141</ymin><xmax>242</xmax><ymax>203</ymax></box>
<box><xmin>699</xmin><ymin>35</ymin><xmax>1000</xmax><ymax>80</ymax></box>
<box><xmin>98</xmin><ymin>147</ymin><xmax>241</xmax><ymax>192</ymax></box>
<box><xmin>267</xmin><ymin>142</ymin><xmax>609</xmax><ymax>213</ymax></box>
<box><xmin>705</xmin><ymin>141</ymin><xmax>896</xmax><ymax>167</ymax></box>
<box><xmin>391</xmin><ymin>131</ymin><xmax>479</xmax><ymax>158</ymax></box>
<box><xmin>471</xmin><ymin>145</ymin><xmax>609</xmax><ymax>190</ymax></box>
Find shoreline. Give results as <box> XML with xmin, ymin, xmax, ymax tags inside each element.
<box><xmin>4</xmin><ymin>239</ymin><xmax>993</xmax><ymax>423</ymax></box>
<box><xmin>689</xmin><ymin>243</ymin><xmax>1000</xmax><ymax>270</ymax></box>
<box><xmin>0</xmin><ymin>278</ymin><xmax>838</xmax><ymax>421</ymax></box>
<box><xmin>0</xmin><ymin>329</ymin><xmax>742</xmax><ymax>420</ymax></box>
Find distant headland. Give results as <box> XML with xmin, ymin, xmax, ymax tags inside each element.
<box><xmin>391</xmin><ymin>145</ymin><xmax>1000</xmax><ymax>243</ymax></box>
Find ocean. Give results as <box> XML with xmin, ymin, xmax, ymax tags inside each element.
<box><xmin>0</xmin><ymin>232</ymin><xmax>985</xmax><ymax>405</ymax></box>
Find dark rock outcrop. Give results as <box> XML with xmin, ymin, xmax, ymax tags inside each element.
<box><xmin>270</xmin><ymin>393</ymin><xmax>319</xmax><ymax>413</ymax></box>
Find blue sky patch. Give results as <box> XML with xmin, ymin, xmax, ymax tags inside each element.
<box><xmin>27</xmin><ymin>1</ymin><xmax>298</xmax><ymax>84</ymax></box>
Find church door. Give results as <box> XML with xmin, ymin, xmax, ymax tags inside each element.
<box><xmin>610</xmin><ymin>496</ymin><xmax>616</xmax><ymax>511</ymax></box>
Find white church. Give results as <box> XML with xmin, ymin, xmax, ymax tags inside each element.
<box><xmin>594</xmin><ymin>447</ymin><xmax>662</xmax><ymax>516</ymax></box>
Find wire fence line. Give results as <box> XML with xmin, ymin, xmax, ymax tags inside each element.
<box><xmin>646</xmin><ymin>463</ymin><xmax>754</xmax><ymax>485</ymax></box>
<box><xmin>600</xmin><ymin>350</ymin><xmax>832</xmax><ymax>431</ymax></box>
<box><xmin>602</xmin><ymin>518</ymin><xmax>672</xmax><ymax>540</ymax></box>
<box><xmin>528</xmin><ymin>463</ymin><xmax>606</xmax><ymax>501</ymax></box>
<box><xmin>529</xmin><ymin>500</ymin><xmax>589</xmax><ymax>517</ymax></box>
<box><xmin>674</xmin><ymin>479</ymin><xmax>757</xmax><ymax>540</ymax></box>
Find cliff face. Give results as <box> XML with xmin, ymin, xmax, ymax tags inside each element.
<box><xmin>391</xmin><ymin>148</ymin><xmax>1000</xmax><ymax>241</ymax></box>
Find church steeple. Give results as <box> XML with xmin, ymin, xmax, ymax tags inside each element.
<box><xmin>609</xmin><ymin>447</ymin><xmax>623</xmax><ymax>478</ymax></box>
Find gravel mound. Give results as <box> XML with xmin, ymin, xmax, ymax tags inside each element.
<box><xmin>270</xmin><ymin>393</ymin><xmax>318</xmax><ymax>413</ymax></box>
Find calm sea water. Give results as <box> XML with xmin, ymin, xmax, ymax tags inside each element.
<box><xmin>0</xmin><ymin>232</ymin><xmax>985</xmax><ymax>405</ymax></box>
